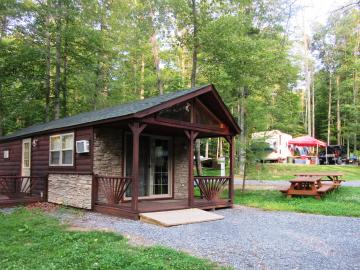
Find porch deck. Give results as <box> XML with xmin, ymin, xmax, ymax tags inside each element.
<box><xmin>0</xmin><ymin>195</ymin><xmax>44</xmax><ymax>208</ymax></box>
<box><xmin>94</xmin><ymin>198</ymin><xmax>232</xmax><ymax>220</ymax></box>
<box><xmin>0</xmin><ymin>176</ymin><xmax>47</xmax><ymax>208</ymax></box>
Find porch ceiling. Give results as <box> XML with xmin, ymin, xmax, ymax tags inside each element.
<box><xmin>96</xmin><ymin>120</ymin><xmax>230</xmax><ymax>138</ymax></box>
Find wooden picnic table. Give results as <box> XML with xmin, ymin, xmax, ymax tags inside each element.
<box><xmin>280</xmin><ymin>173</ymin><xmax>344</xmax><ymax>199</ymax></box>
<box><xmin>294</xmin><ymin>172</ymin><xmax>344</xmax><ymax>187</ymax></box>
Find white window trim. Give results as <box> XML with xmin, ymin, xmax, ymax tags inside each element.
<box><xmin>49</xmin><ymin>132</ymin><xmax>74</xmax><ymax>166</ymax></box>
<box><xmin>22</xmin><ymin>140</ymin><xmax>31</xmax><ymax>169</ymax></box>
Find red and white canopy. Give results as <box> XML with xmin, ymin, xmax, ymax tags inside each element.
<box><xmin>288</xmin><ymin>135</ymin><xmax>327</xmax><ymax>147</ymax></box>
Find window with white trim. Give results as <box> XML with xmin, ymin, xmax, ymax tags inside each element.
<box><xmin>49</xmin><ymin>133</ymin><xmax>74</xmax><ymax>166</ymax></box>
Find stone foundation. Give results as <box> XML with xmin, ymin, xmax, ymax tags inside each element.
<box><xmin>48</xmin><ymin>173</ymin><xmax>93</xmax><ymax>209</ymax></box>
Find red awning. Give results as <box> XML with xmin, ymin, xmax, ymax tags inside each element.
<box><xmin>288</xmin><ymin>135</ymin><xmax>327</xmax><ymax>147</ymax></box>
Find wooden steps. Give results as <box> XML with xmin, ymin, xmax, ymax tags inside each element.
<box><xmin>139</xmin><ymin>208</ymin><xmax>224</xmax><ymax>227</ymax></box>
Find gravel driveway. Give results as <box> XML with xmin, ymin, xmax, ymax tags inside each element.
<box><xmin>57</xmin><ymin>206</ymin><xmax>360</xmax><ymax>270</ymax></box>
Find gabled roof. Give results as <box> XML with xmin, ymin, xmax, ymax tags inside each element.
<box><xmin>0</xmin><ymin>84</ymin><xmax>240</xmax><ymax>141</ymax></box>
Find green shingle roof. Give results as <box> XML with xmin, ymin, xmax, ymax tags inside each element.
<box><xmin>0</xmin><ymin>85</ymin><xmax>209</xmax><ymax>141</ymax></box>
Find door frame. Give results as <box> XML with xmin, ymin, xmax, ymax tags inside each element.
<box><xmin>123</xmin><ymin>133</ymin><xmax>173</xmax><ymax>200</ymax></box>
<box><xmin>21</xmin><ymin>138</ymin><xmax>32</xmax><ymax>176</ymax></box>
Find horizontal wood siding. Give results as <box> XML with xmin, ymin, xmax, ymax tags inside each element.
<box><xmin>46</xmin><ymin>127</ymin><xmax>93</xmax><ymax>174</ymax></box>
<box><xmin>0</xmin><ymin>140</ymin><xmax>21</xmax><ymax>176</ymax></box>
<box><xmin>31</xmin><ymin>135</ymin><xmax>49</xmax><ymax>177</ymax></box>
<box><xmin>74</xmin><ymin>127</ymin><xmax>93</xmax><ymax>173</ymax></box>
<box><xmin>30</xmin><ymin>135</ymin><xmax>49</xmax><ymax>194</ymax></box>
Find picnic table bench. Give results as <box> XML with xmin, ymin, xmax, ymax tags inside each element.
<box><xmin>280</xmin><ymin>172</ymin><xmax>344</xmax><ymax>199</ymax></box>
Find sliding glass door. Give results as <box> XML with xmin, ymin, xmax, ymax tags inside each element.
<box><xmin>125</xmin><ymin>134</ymin><xmax>172</xmax><ymax>198</ymax></box>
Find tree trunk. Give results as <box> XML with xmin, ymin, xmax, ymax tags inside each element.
<box><xmin>62</xmin><ymin>11</ymin><xmax>69</xmax><ymax>117</ymax></box>
<box><xmin>150</xmin><ymin>32</ymin><xmax>163</xmax><ymax>95</ymax></box>
<box><xmin>303</xmin><ymin>33</ymin><xmax>311</xmax><ymax>135</ymax></box>
<box><xmin>205</xmin><ymin>139</ymin><xmax>209</xmax><ymax>159</ymax></box>
<box><xmin>0</xmin><ymin>14</ymin><xmax>6</xmax><ymax>136</ymax></box>
<box><xmin>311</xmin><ymin>70</ymin><xmax>315</xmax><ymax>137</ymax></box>
<box><xmin>327</xmin><ymin>73</ymin><xmax>332</xmax><ymax>145</ymax></box>
<box><xmin>336</xmin><ymin>75</ymin><xmax>341</xmax><ymax>145</ymax></box>
<box><xmin>190</xmin><ymin>0</ymin><xmax>198</xmax><ymax>88</ymax></box>
<box><xmin>189</xmin><ymin>0</ymin><xmax>202</xmax><ymax>175</ymax></box>
<box><xmin>140</xmin><ymin>54</ymin><xmax>145</xmax><ymax>99</ymax></box>
<box><xmin>354</xmin><ymin>70</ymin><xmax>358</xmax><ymax>152</ymax></box>
<box><xmin>238</xmin><ymin>87</ymin><xmax>246</xmax><ymax>181</ymax></box>
<box><xmin>219</xmin><ymin>138</ymin><xmax>223</xmax><ymax>157</ymax></box>
<box><xmin>54</xmin><ymin>0</ymin><xmax>62</xmax><ymax>120</ymax></box>
<box><xmin>148</xmin><ymin>1</ymin><xmax>163</xmax><ymax>95</ymax></box>
<box><xmin>353</xmin><ymin>26</ymin><xmax>359</xmax><ymax>152</ymax></box>
<box><xmin>45</xmin><ymin>7</ymin><xmax>51</xmax><ymax>122</ymax></box>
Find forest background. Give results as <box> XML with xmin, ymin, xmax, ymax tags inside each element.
<box><xmin>0</xmin><ymin>0</ymin><xmax>359</xmax><ymax>174</ymax></box>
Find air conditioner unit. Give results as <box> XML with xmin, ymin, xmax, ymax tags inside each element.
<box><xmin>76</xmin><ymin>140</ymin><xmax>90</xmax><ymax>153</ymax></box>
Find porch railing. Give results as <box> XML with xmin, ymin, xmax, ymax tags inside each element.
<box><xmin>0</xmin><ymin>176</ymin><xmax>47</xmax><ymax>199</ymax></box>
<box><xmin>94</xmin><ymin>175</ymin><xmax>132</xmax><ymax>205</ymax></box>
<box><xmin>194</xmin><ymin>176</ymin><xmax>231</xmax><ymax>201</ymax></box>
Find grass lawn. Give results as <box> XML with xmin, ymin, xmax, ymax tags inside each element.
<box><xmin>234</xmin><ymin>187</ymin><xmax>360</xmax><ymax>217</ymax></box>
<box><xmin>0</xmin><ymin>209</ymin><xmax>227</xmax><ymax>270</ymax></box>
<box><xmin>245</xmin><ymin>164</ymin><xmax>360</xmax><ymax>181</ymax></box>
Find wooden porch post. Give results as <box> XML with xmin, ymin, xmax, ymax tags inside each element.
<box><xmin>229</xmin><ymin>136</ymin><xmax>235</xmax><ymax>203</ymax></box>
<box><xmin>185</xmin><ymin>130</ymin><xmax>198</xmax><ymax>207</ymax></box>
<box><xmin>129</xmin><ymin>122</ymin><xmax>147</xmax><ymax>212</ymax></box>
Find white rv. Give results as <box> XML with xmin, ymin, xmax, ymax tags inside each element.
<box><xmin>252</xmin><ymin>130</ymin><xmax>293</xmax><ymax>162</ymax></box>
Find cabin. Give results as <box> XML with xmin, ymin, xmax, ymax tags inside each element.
<box><xmin>0</xmin><ymin>84</ymin><xmax>240</xmax><ymax>219</ymax></box>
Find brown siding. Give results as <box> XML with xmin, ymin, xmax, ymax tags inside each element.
<box><xmin>31</xmin><ymin>135</ymin><xmax>49</xmax><ymax>177</ymax></box>
<box><xmin>74</xmin><ymin>127</ymin><xmax>93</xmax><ymax>173</ymax></box>
<box><xmin>0</xmin><ymin>140</ymin><xmax>22</xmax><ymax>176</ymax></box>
<box><xmin>47</xmin><ymin>127</ymin><xmax>93</xmax><ymax>174</ymax></box>
<box><xmin>0</xmin><ymin>126</ymin><xmax>95</xmax><ymax>178</ymax></box>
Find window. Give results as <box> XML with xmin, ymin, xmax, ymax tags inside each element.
<box><xmin>23</xmin><ymin>142</ymin><xmax>31</xmax><ymax>168</ymax></box>
<box><xmin>49</xmin><ymin>133</ymin><xmax>74</xmax><ymax>166</ymax></box>
<box><xmin>3</xmin><ymin>150</ymin><xmax>9</xmax><ymax>159</ymax></box>
<box><xmin>157</xmin><ymin>102</ymin><xmax>191</xmax><ymax>122</ymax></box>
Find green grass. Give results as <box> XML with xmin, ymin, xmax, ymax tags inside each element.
<box><xmin>245</xmin><ymin>164</ymin><xmax>360</xmax><ymax>181</ymax></box>
<box><xmin>0</xmin><ymin>209</ymin><xmax>227</xmax><ymax>270</ymax></box>
<box><xmin>234</xmin><ymin>187</ymin><xmax>360</xmax><ymax>217</ymax></box>
<box><xmin>202</xmin><ymin>167</ymin><xmax>229</xmax><ymax>176</ymax></box>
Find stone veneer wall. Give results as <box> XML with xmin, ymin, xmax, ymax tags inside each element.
<box><xmin>93</xmin><ymin>127</ymin><xmax>123</xmax><ymax>203</ymax></box>
<box><xmin>48</xmin><ymin>174</ymin><xmax>93</xmax><ymax>209</ymax></box>
<box><xmin>93</xmin><ymin>127</ymin><xmax>123</xmax><ymax>176</ymax></box>
<box><xmin>173</xmin><ymin>137</ymin><xmax>189</xmax><ymax>199</ymax></box>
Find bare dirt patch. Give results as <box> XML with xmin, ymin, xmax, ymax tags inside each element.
<box><xmin>26</xmin><ymin>202</ymin><xmax>59</xmax><ymax>212</ymax></box>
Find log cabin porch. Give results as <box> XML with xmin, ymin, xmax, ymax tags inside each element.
<box><xmin>0</xmin><ymin>85</ymin><xmax>240</xmax><ymax>219</ymax></box>
<box><xmin>91</xmin><ymin>90</ymin><xmax>238</xmax><ymax>219</ymax></box>
<box><xmin>93</xmin><ymin>175</ymin><xmax>234</xmax><ymax>220</ymax></box>
<box><xmin>92</xmin><ymin>118</ymin><xmax>236</xmax><ymax>220</ymax></box>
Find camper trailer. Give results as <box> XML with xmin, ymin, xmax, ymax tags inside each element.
<box><xmin>251</xmin><ymin>130</ymin><xmax>292</xmax><ymax>162</ymax></box>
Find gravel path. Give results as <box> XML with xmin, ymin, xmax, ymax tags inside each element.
<box><xmin>56</xmin><ymin>206</ymin><xmax>360</xmax><ymax>270</ymax></box>
<box><xmin>235</xmin><ymin>179</ymin><xmax>360</xmax><ymax>187</ymax></box>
